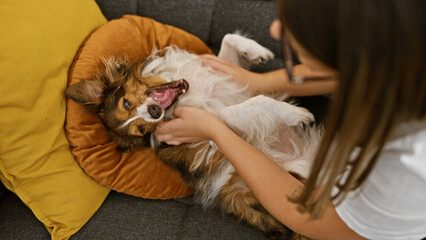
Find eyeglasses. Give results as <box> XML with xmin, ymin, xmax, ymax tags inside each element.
<box><xmin>282</xmin><ymin>33</ymin><xmax>337</xmax><ymax>83</ymax></box>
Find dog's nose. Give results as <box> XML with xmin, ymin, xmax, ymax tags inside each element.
<box><xmin>148</xmin><ymin>104</ymin><xmax>162</xmax><ymax>119</ymax></box>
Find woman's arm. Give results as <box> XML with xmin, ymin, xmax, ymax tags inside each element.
<box><xmin>155</xmin><ymin>107</ymin><xmax>363</xmax><ymax>240</ymax></box>
<box><xmin>257</xmin><ymin>68</ymin><xmax>338</xmax><ymax>96</ymax></box>
<box><xmin>211</xmin><ymin>121</ymin><xmax>362</xmax><ymax>240</ymax></box>
<box><xmin>200</xmin><ymin>54</ymin><xmax>337</xmax><ymax>96</ymax></box>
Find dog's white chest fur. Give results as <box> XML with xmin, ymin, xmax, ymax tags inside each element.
<box><xmin>142</xmin><ymin>47</ymin><xmax>250</xmax><ymax>117</ymax></box>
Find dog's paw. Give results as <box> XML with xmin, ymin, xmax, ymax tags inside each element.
<box><xmin>278</xmin><ymin>103</ymin><xmax>315</xmax><ymax>126</ymax></box>
<box><xmin>223</xmin><ymin>34</ymin><xmax>274</xmax><ymax>65</ymax></box>
<box><xmin>238</xmin><ymin>41</ymin><xmax>274</xmax><ymax>65</ymax></box>
<box><xmin>239</xmin><ymin>43</ymin><xmax>274</xmax><ymax>65</ymax></box>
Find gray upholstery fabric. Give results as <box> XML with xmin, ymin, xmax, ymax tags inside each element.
<box><xmin>0</xmin><ymin>183</ymin><xmax>267</xmax><ymax>240</ymax></box>
<box><xmin>72</xmin><ymin>192</ymin><xmax>267</xmax><ymax>240</ymax></box>
<box><xmin>95</xmin><ymin>0</ymin><xmax>284</xmax><ymax>72</ymax></box>
<box><xmin>0</xmin><ymin>186</ymin><xmax>50</xmax><ymax>239</ymax></box>
<box><xmin>0</xmin><ymin>181</ymin><xmax>7</xmax><ymax>202</ymax></box>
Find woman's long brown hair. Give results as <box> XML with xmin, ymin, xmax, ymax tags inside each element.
<box><xmin>277</xmin><ymin>0</ymin><xmax>426</xmax><ymax>218</ymax></box>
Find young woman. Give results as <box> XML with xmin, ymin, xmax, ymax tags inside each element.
<box><xmin>155</xmin><ymin>0</ymin><xmax>426</xmax><ymax>239</ymax></box>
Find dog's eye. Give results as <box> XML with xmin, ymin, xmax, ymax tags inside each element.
<box><xmin>138</xmin><ymin>125</ymin><xmax>145</xmax><ymax>134</ymax></box>
<box><xmin>123</xmin><ymin>98</ymin><xmax>131</xmax><ymax>110</ymax></box>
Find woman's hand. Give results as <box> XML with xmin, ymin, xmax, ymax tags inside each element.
<box><xmin>200</xmin><ymin>54</ymin><xmax>263</xmax><ymax>93</ymax></box>
<box><xmin>154</xmin><ymin>106</ymin><xmax>227</xmax><ymax>145</ymax></box>
<box><xmin>200</xmin><ymin>54</ymin><xmax>337</xmax><ymax>96</ymax></box>
<box><xmin>200</xmin><ymin>54</ymin><xmax>293</xmax><ymax>95</ymax></box>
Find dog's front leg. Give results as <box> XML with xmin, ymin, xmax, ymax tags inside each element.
<box><xmin>218</xmin><ymin>34</ymin><xmax>274</xmax><ymax>68</ymax></box>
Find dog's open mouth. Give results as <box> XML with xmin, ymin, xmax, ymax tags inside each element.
<box><xmin>147</xmin><ymin>79</ymin><xmax>189</xmax><ymax>109</ymax></box>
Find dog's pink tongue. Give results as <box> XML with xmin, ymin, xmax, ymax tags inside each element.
<box><xmin>151</xmin><ymin>89</ymin><xmax>176</xmax><ymax>109</ymax></box>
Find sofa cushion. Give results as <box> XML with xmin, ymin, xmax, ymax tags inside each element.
<box><xmin>65</xmin><ymin>15</ymin><xmax>212</xmax><ymax>199</ymax></box>
<box><xmin>72</xmin><ymin>192</ymin><xmax>268</xmax><ymax>240</ymax></box>
<box><xmin>0</xmin><ymin>0</ymin><xmax>110</xmax><ymax>239</ymax></box>
<box><xmin>0</xmin><ymin>181</ymin><xmax>7</xmax><ymax>203</ymax></box>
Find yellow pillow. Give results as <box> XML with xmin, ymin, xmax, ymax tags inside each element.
<box><xmin>0</xmin><ymin>1</ymin><xmax>109</xmax><ymax>239</ymax></box>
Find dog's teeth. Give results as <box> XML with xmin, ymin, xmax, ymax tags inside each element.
<box><xmin>182</xmin><ymin>89</ymin><xmax>186</xmax><ymax>93</ymax></box>
<box><xmin>154</xmin><ymin>97</ymin><xmax>158</xmax><ymax>101</ymax></box>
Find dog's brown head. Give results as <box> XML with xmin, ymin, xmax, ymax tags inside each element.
<box><xmin>66</xmin><ymin>57</ymin><xmax>188</xmax><ymax>150</ymax></box>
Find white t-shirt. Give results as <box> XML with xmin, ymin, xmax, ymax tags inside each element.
<box><xmin>335</xmin><ymin>121</ymin><xmax>426</xmax><ymax>240</ymax></box>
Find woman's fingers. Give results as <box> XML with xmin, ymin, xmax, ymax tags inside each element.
<box><xmin>200</xmin><ymin>54</ymin><xmax>228</xmax><ymax>63</ymax></box>
<box><xmin>154</xmin><ymin>106</ymin><xmax>228</xmax><ymax>145</ymax></box>
<box><xmin>199</xmin><ymin>54</ymin><xmax>233</xmax><ymax>73</ymax></box>
<box><xmin>154</xmin><ymin>122</ymin><xmax>172</xmax><ymax>140</ymax></box>
<box><xmin>155</xmin><ymin>107</ymin><xmax>208</xmax><ymax>144</ymax></box>
<box><xmin>172</xmin><ymin>106</ymin><xmax>185</xmax><ymax>118</ymax></box>
<box><xmin>156</xmin><ymin>132</ymin><xmax>181</xmax><ymax>145</ymax></box>
<box><xmin>155</xmin><ymin>121</ymin><xmax>183</xmax><ymax>145</ymax></box>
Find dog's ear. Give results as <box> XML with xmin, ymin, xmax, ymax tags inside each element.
<box><xmin>65</xmin><ymin>79</ymin><xmax>105</xmax><ymax>112</ymax></box>
<box><xmin>101</xmin><ymin>57</ymin><xmax>130</xmax><ymax>85</ymax></box>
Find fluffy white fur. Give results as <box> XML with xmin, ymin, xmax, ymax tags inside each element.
<box><xmin>144</xmin><ymin>34</ymin><xmax>320</xmax><ymax>207</ymax></box>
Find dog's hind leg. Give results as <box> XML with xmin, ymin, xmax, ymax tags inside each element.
<box><xmin>218</xmin><ymin>34</ymin><xmax>274</xmax><ymax>68</ymax></box>
<box><xmin>219</xmin><ymin>173</ymin><xmax>306</xmax><ymax>240</ymax></box>
<box><xmin>219</xmin><ymin>95</ymin><xmax>314</xmax><ymax>136</ymax></box>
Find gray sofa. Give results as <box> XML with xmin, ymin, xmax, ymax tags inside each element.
<box><xmin>0</xmin><ymin>0</ymin><xmax>328</xmax><ymax>239</ymax></box>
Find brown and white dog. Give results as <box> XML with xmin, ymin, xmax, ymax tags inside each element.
<box><xmin>66</xmin><ymin>34</ymin><xmax>320</xmax><ymax>239</ymax></box>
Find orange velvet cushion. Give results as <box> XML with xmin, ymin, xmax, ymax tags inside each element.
<box><xmin>65</xmin><ymin>15</ymin><xmax>213</xmax><ymax>199</ymax></box>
